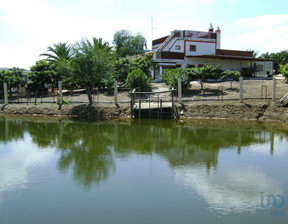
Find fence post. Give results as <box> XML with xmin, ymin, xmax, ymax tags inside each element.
<box><xmin>272</xmin><ymin>77</ymin><xmax>277</xmax><ymax>102</ymax></box>
<box><xmin>3</xmin><ymin>82</ymin><xmax>8</xmax><ymax>104</ymax></box>
<box><xmin>239</xmin><ymin>76</ymin><xmax>243</xmax><ymax>103</ymax></box>
<box><xmin>114</xmin><ymin>79</ymin><xmax>118</xmax><ymax>104</ymax></box>
<box><xmin>178</xmin><ymin>77</ymin><xmax>182</xmax><ymax>103</ymax></box>
<box><xmin>58</xmin><ymin>81</ymin><xmax>63</xmax><ymax>108</ymax></box>
<box><xmin>172</xmin><ymin>88</ymin><xmax>174</xmax><ymax>118</ymax></box>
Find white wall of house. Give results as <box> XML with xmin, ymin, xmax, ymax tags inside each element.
<box><xmin>185</xmin><ymin>41</ymin><xmax>216</xmax><ymax>56</ymax></box>
<box><xmin>155</xmin><ymin>58</ymin><xmax>273</xmax><ymax>78</ymax></box>
<box><xmin>255</xmin><ymin>61</ymin><xmax>273</xmax><ymax>77</ymax></box>
<box><xmin>168</xmin><ymin>39</ymin><xmax>185</xmax><ymax>52</ymax></box>
<box><xmin>185</xmin><ymin>58</ymin><xmax>250</xmax><ymax>70</ymax></box>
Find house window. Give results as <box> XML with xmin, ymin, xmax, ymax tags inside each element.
<box><xmin>187</xmin><ymin>64</ymin><xmax>195</xmax><ymax>68</ymax></box>
<box><xmin>190</xmin><ymin>45</ymin><xmax>196</xmax><ymax>52</ymax></box>
<box><xmin>175</xmin><ymin>45</ymin><xmax>181</xmax><ymax>50</ymax></box>
<box><xmin>198</xmin><ymin>64</ymin><xmax>204</xmax><ymax>68</ymax></box>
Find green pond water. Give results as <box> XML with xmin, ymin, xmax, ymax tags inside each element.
<box><xmin>0</xmin><ymin>117</ymin><xmax>287</xmax><ymax>224</ymax></box>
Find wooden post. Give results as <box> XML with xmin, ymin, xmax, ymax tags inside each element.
<box><xmin>149</xmin><ymin>95</ymin><xmax>151</xmax><ymax>118</ymax></box>
<box><xmin>237</xmin><ymin>129</ymin><xmax>242</xmax><ymax>155</ymax></box>
<box><xmin>270</xmin><ymin>131</ymin><xmax>274</xmax><ymax>155</ymax></box>
<box><xmin>178</xmin><ymin>77</ymin><xmax>182</xmax><ymax>103</ymax></box>
<box><xmin>239</xmin><ymin>76</ymin><xmax>243</xmax><ymax>103</ymax></box>
<box><xmin>58</xmin><ymin>81</ymin><xmax>63</xmax><ymax>108</ymax></box>
<box><xmin>139</xmin><ymin>100</ymin><xmax>141</xmax><ymax>119</ymax></box>
<box><xmin>3</xmin><ymin>82</ymin><xmax>8</xmax><ymax>104</ymax></box>
<box><xmin>157</xmin><ymin>95</ymin><xmax>160</xmax><ymax>118</ymax></box>
<box><xmin>5</xmin><ymin>118</ymin><xmax>9</xmax><ymax>142</ymax></box>
<box><xmin>272</xmin><ymin>77</ymin><xmax>276</xmax><ymax>102</ymax></box>
<box><xmin>160</xmin><ymin>99</ymin><xmax>163</xmax><ymax>119</ymax></box>
<box><xmin>172</xmin><ymin>89</ymin><xmax>174</xmax><ymax>119</ymax></box>
<box><xmin>130</xmin><ymin>99</ymin><xmax>133</xmax><ymax>118</ymax></box>
<box><xmin>114</xmin><ymin>79</ymin><xmax>118</xmax><ymax>104</ymax></box>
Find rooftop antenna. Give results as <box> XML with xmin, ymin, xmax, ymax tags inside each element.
<box><xmin>151</xmin><ymin>17</ymin><xmax>158</xmax><ymax>49</ymax></box>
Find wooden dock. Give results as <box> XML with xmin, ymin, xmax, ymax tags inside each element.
<box><xmin>130</xmin><ymin>90</ymin><xmax>177</xmax><ymax>119</ymax></box>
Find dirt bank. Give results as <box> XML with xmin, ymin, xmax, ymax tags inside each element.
<box><xmin>0</xmin><ymin>102</ymin><xmax>287</xmax><ymax>122</ymax></box>
<box><xmin>0</xmin><ymin>103</ymin><xmax>131</xmax><ymax>119</ymax></box>
<box><xmin>178</xmin><ymin>101</ymin><xmax>288</xmax><ymax>122</ymax></box>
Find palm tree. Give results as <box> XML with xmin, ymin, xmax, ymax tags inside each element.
<box><xmin>72</xmin><ymin>37</ymin><xmax>114</xmax><ymax>105</ymax></box>
<box><xmin>40</xmin><ymin>42</ymin><xmax>74</xmax><ymax>89</ymax></box>
<box><xmin>40</xmin><ymin>42</ymin><xmax>74</xmax><ymax>61</ymax></box>
<box><xmin>92</xmin><ymin>37</ymin><xmax>112</xmax><ymax>53</ymax></box>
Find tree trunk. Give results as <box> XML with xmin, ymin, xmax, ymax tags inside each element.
<box><xmin>200</xmin><ymin>81</ymin><xmax>204</xmax><ymax>90</ymax></box>
<box><xmin>86</xmin><ymin>86</ymin><xmax>93</xmax><ymax>105</ymax></box>
<box><xmin>34</xmin><ymin>90</ymin><xmax>38</xmax><ymax>105</ymax></box>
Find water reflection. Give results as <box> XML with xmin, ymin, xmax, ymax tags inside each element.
<box><xmin>174</xmin><ymin>166</ymin><xmax>283</xmax><ymax>214</ymax></box>
<box><xmin>1</xmin><ymin>118</ymin><xmax>287</xmax><ymax>186</ymax></box>
<box><xmin>0</xmin><ymin>117</ymin><xmax>287</xmax><ymax>216</ymax></box>
<box><xmin>0</xmin><ymin>134</ymin><xmax>54</xmax><ymax>201</ymax></box>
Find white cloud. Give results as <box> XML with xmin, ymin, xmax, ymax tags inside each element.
<box><xmin>237</xmin><ymin>14</ymin><xmax>288</xmax><ymax>53</ymax></box>
<box><xmin>174</xmin><ymin>166</ymin><xmax>283</xmax><ymax>214</ymax></box>
<box><xmin>0</xmin><ymin>135</ymin><xmax>54</xmax><ymax>204</ymax></box>
<box><xmin>238</xmin><ymin>14</ymin><xmax>288</xmax><ymax>29</ymax></box>
<box><xmin>0</xmin><ymin>0</ymin><xmax>151</xmax><ymax>68</ymax></box>
<box><xmin>201</xmin><ymin>0</ymin><xmax>216</xmax><ymax>3</ymax></box>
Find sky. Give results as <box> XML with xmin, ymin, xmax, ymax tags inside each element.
<box><xmin>1</xmin><ymin>0</ymin><xmax>288</xmax><ymax>70</ymax></box>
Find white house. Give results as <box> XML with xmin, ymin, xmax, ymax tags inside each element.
<box><xmin>152</xmin><ymin>24</ymin><xmax>273</xmax><ymax>78</ymax></box>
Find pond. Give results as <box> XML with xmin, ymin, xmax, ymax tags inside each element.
<box><xmin>0</xmin><ymin>117</ymin><xmax>287</xmax><ymax>224</ymax></box>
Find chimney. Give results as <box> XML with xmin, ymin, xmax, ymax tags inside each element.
<box><xmin>208</xmin><ymin>23</ymin><xmax>214</xmax><ymax>32</ymax></box>
<box><xmin>216</xmin><ymin>26</ymin><xmax>221</xmax><ymax>49</ymax></box>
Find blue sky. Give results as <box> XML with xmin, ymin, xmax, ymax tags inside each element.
<box><xmin>1</xmin><ymin>0</ymin><xmax>288</xmax><ymax>69</ymax></box>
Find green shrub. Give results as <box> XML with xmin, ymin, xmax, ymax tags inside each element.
<box><xmin>222</xmin><ymin>70</ymin><xmax>241</xmax><ymax>88</ymax></box>
<box><xmin>280</xmin><ymin>64</ymin><xmax>288</xmax><ymax>81</ymax></box>
<box><xmin>125</xmin><ymin>69</ymin><xmax>152</xmax><ymax>92</ymax></box>
<box><xmin>161</xmin><ymin>67</ymin><xmax>190</xmax><ymax>90</ymax></box>
<box><xmin>104</xmin><ymin>74</ymin><xmax>115</xmax><ymax>95</ymax></box>
<box><xmin>186</xmin><ymin>65</ymin><xmax>222</xmax><ymax>90</ymax></box>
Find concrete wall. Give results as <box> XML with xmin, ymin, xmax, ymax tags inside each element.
<box><xmin>185</xmin><ymin>41</ymin><xmax>216</xmax><ymax>56</ymax></box>
<box><xmin>254</xmin><ymin>61</ymin><xmax>273</xmax><ymax>77</ymax></box>
<box><xmin>167</xmin><ymin>39</ymin><xmax>185</xmax><ymax>52</ymax></box>
<box><xmin>185</xmin><ymin>58</ymin><xmax>250</xmax><ymax>70</ymax></box>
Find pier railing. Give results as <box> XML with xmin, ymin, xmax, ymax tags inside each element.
<box><xmin>130</xmin><ymin>89</ymin><xmax>176</xmax><ymax>119</ymax></box>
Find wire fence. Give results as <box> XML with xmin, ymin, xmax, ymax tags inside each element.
<box><xmin>2</xmin><ymin>86</ymin><xmax>131</xmax><ymax>105</ymax></box>
<box><xmin>180</xmin><ymin>78</ymin><xmax>286</xmax><ymax>102</ymax></box>
<box><xmin>1</xmin><ymin>77</ymin><xmax>287</xmax><ymax>106</ymax></box>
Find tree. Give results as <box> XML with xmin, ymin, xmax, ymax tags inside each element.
<box><xmin>161</xmin><ymin>67</ymin><xmax>190</xmax><ymax>90</ymax></box>
<box><xmin>125</xmin><ymin>69</ymin><xmax>152</xmax><ymax>92</ymax></box>
<box><xmin>114</xmin><ymin>53</ymin><xmax>154</xmax><ymax>83</ymax></box>
<box><xmin>260</xmin><ymin>50</ymin><xmax>288</xmax><ymax>74</ymax></box>
<box><xmin>131</xmin><ymin>53</ymin><xmax>154</xmax><ymax>77</ymax></box>
<box><xmin>40</xmin><ymin>42</ymin><xmax>74</xmax><ymax>87</ymax></box>
<box><xmin>247</xmin><ymin>49</ymin><xmax>258</xmax><ymax>58</ymax></box>
<box><xmin>0</xmin><ymin>68</ymin><xmax>25</xmax><ymax>96</ymax></box>
<box><xmin>114</xmin><ymin>57</ymin><xmax>132</xmax><ymax>83</ymax></box>
<box><xmin>92</xmin><ymin>37</ymin><xmax>112</xmax><ymax>53</ymax></box>
<box><xmin>40</xmin><ymin>42</ymin><xmax>74</xmax><ymax>62</ymax></box>
<box><xmin>222</xmin><ymin>70</ymin><xmax>241</xmax><ymax>88</ymax></box>
<box><xmin>113</xmin><ymin>30</ymin><xmax>147</xmax><ymax>57</ymax></box>
<box><xmin>187</xmin><ymin>65</ymin><xmax>222</xmax><ymax>90</ymax></box>
<box><xmin>72</xmin><ymin>37</ymin><xmax>114</xmax><ymax>105</ymax></box>
<box><xmin>26</xmin><ymin>60</ymin><xmax>56</xmax><ymax>96</ymax></box>
<box><xmin>280</xmin><ymin>64</ymin><xmax>288</xmax><ymax>81</ymax></box>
